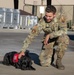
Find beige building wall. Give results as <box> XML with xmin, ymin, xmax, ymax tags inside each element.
<box><xmin>0</xmin><ymin>0</ymin><xmax>14</xmax><ymax>8</ymax></box>
<box><xmin>52</xmin><ymin>0</ymin><xmax>74</xmax><ymax>5</ymax></box>
<box><xmin>0</xmin><ymin>0</ymin><xmax>74</xmax><ymax>9</ymax></box>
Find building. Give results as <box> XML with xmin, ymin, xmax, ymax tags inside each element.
<box><xmin>0</xmin><ymin>0</ymin><xmax>74</xmax><ymax>21</ymax></box>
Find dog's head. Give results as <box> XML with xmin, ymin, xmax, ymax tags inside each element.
<box><xmin>15</xmin><ymin>51</ymin><xmax>36</xmax><ymax>70</ymax></box>
<box><xmin>19</xmin><ymin>56</ymin><xmax>32</xmax><ymax>70</ymax></box>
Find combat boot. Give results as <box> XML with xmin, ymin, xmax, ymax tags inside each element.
<box><xmin>56</xmin><ymin>59</ymin><xmax>65</xmax><ymax>70</ymax></box>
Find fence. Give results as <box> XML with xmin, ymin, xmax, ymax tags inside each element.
<box><xmin>20</xmin><ymin>15</ymin><xmax>38</xmax><ymax>29</ymax></box>
<box><xmin>0</xmin><ymin>8</ymin><xmax>20</xmax><ymax>28</ymax></box>
<box><xmin>0</xmin><ymin>7</ymin><xmax>38</xmax><ymax>29</ymax></box>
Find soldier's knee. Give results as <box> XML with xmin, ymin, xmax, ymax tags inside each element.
<box><xmin>39</xmin><ymin>58</ymin><xmax>51</xmax><ymax>67</ymax></box>
<box><xmin>57</xmin><ymin>35</ymin><xmax>69</xmax><ymax>45</ymax></box>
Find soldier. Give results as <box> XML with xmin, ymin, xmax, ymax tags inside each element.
<box><xmin>18</xmin><ymin>5</ymin><xmax>69</xmax><ymax>70</ymax></box>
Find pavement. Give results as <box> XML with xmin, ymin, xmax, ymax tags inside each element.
<box><xmin>0</xmin><ymin>29</ymin><xmax>74</xmax><ymax>75</ymax></box>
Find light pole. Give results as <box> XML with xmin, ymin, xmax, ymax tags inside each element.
<box><xmin>14</xmin><ymin>0</ymin><xmax>19</xmax><ymax>9</ymax></box>
<box><xmin>47</xmin><ymin>0</ymin><xmax>52</xmax><ymax>6</ymax></box>
<box><xmin>40</xmin><ymin>0</ymin><xmax>44</xmax><ymax>19</ymax></box>
<box><xmin>32</xmin><ymin>1</ymin><xmax>37</xmax><ymax>16</ymax></box>
<box><xmin>73</xmin><ymin>5</ymin><xmax>74</xmax><ymax>24</ymax></box>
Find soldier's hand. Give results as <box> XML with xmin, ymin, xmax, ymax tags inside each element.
<box><xmin>18</xmin><ymin>51</ymin><xmax>25</xmax><ymax>59</ymax></box>
<box><xmin>44</xmin><ymin>34</ymin><xmax>50</xmax><ymax>45</ymax></box>
<box><xmin>31</xmin><ymin>25</ymin><xmax>38</xmax><ymax>33</ymax></box>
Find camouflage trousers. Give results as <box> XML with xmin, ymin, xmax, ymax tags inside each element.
<box><xmin>39</xmin><ymin>35</ymin><xmax>69</xmax><ymax>67</ymax></box>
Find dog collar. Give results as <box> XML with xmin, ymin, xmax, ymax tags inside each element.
<box><xmin>13</xmin><ymin>53</ymin><xmax>19</xmax><ymax>63</ymax></box>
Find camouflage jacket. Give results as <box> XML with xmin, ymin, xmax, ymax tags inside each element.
<box><xmin>21</xmin><ymin>16</ymin><xmax>68</xmax><ymax>52</ymax></box>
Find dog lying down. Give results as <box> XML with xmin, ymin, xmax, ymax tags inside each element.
<box><xmin>2</xmin><ymin>51</ymin><xmax>36</xmax><ymax>70</ymax></box>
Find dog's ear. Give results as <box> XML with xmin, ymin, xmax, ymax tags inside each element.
<box><xmin>25</xmin><ymin>50</ymin><xmax>29</xmax><ymax>56</ymax></box>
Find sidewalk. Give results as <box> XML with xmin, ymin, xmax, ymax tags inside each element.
<box><xmin>0</xmin><ymin>29</ymin><xmax>74</xmax><ymax>75</ymax></box>
<box><xmin>0</xmin><ymin>29</ymin><xmax>74</xmax><ymax>34</ymax></box>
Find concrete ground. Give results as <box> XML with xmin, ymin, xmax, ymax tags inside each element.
<box><xmin>0</xmin><ymin>29</ymin><xmax>74</xmax><ymax>75</ymax></box>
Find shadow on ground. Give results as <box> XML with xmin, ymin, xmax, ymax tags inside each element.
<box><xmin>29</xmin><ymin>52</ymin><xmax>40</xmax><ymax>66</ymax></box>
<box><xmin>0</xmin><ymin>61</ymin><xmax>2</xmax><ymax>64</ymax></box>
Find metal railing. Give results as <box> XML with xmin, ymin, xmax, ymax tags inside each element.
<box><xmin>0</xmin><ymin>8</ymin><xmax>20</xmax><ymax>29</ymax></box>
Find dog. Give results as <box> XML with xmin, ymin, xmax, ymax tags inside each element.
<box><xmin>2</xmin><ymin>51</ymin><xmax>36</xmax><ymax>70</ymax></box>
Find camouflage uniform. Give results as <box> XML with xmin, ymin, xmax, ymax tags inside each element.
<box><xmin>21</xmin><ymin>16</ymin><xmax>69</xmax><ymax>67</ymax></box>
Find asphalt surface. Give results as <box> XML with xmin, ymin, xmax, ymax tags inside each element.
<box><xmin>0</xmin><ymin>29</ymin><xmax>74</xmax><ymax>75</ymax></box>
